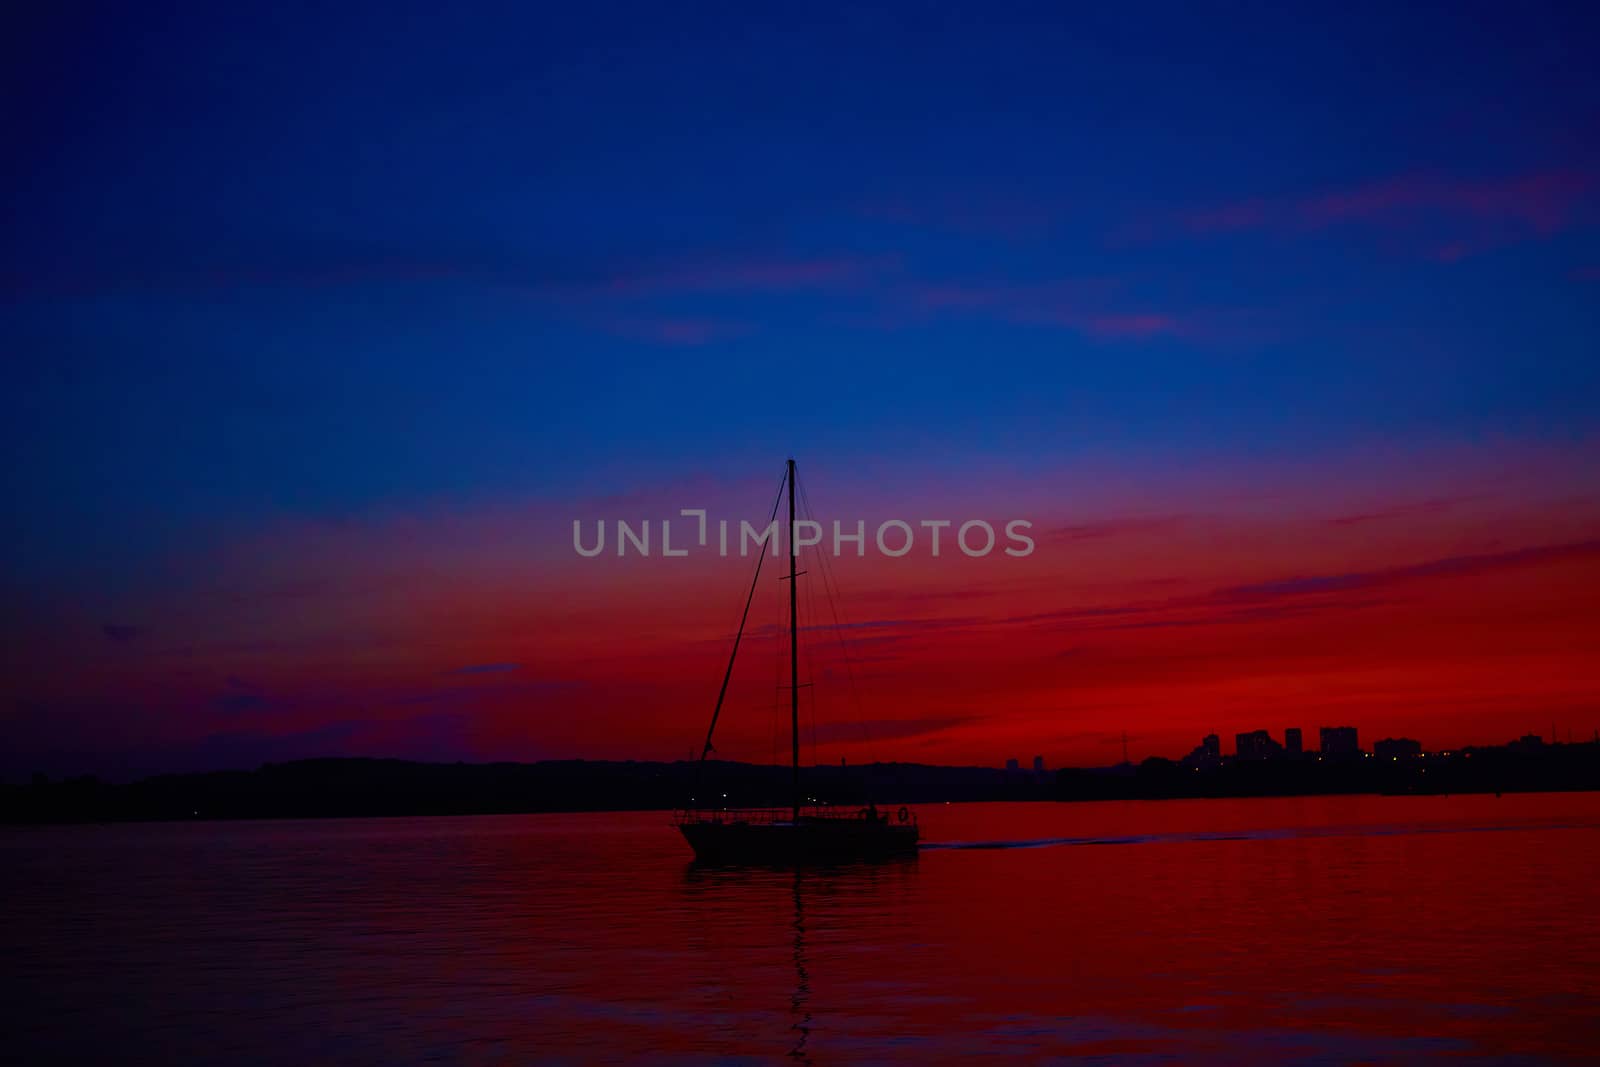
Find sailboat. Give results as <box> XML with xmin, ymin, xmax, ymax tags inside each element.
<box><xmin>676</xmin><ymin>459</ymin><xmax>920</xmax><ymax>863</ymax></box>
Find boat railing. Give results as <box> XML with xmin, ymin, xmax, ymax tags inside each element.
<box><xmin>674</xmin><ymin>804</ymin><xmax>917</xmax><ymax>827</ymax></box>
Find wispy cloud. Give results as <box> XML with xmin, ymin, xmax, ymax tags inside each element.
<box><xmin>1298</xmin><ymin>170</ymin><xmax>1592</xmax><ymax>233</ymax></box>
<box><xmin>1176</xmin><ymin>168</ymin><xmax>1596</xmax><ymax>256</ymax></box>
<box><xmin>1079</xmin><ymin>314</ymin><xmax>1182</xmax><ymax>339</ymax></box>
<box><xmin>1217</xmin><ymin>539</ymin><xmax>1600</xmax><ymax>601</ymax></box>
<box><xmin>897</xmin><ymin>278</ymin><xmax>1234</xmax><ymax>342</ymax></box>
<box><xmin>557</xmin><ymin>254</ymin><xmax>895</xmax><ymax>345</ymax></box>
<box><xmin>1322</xmin><ymin>496</ymin><xmax>1473</xmax><ymax>528</ymax></box>
<box><xmin>1005</xmin><ymin>538</ymin><xmax>1600</xmax><ymax>634</ymax></box>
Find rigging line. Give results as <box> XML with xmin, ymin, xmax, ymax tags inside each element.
<box><xmin>795</xmin><ymin>471</ymin><xmax>874</xmax><ymax>749</ymax></box>
<box><xmin>698</xmin><ymin>466</ymin><xmax>787</xmax><ymax>766</ymax></box>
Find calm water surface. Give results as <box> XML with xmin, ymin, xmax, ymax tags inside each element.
<box><xmin>6</xmin><ymin>794</ymin><xmax>1600</xmax><ymax>1064</ymax></box>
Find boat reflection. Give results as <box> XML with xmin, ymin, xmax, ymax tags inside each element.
<box><xmin>789</xmin><ymin>871</ymin><xmax>811</xmax><ymax>1062</ymax></box>
<box><xmin>682</xmin><ymin>854</ymin><xmax>919</xmax><ymax>1061</ymax></box>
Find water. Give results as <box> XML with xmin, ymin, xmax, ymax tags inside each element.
<box><xmin>5</xmin><ymin>794</ymin><xmax>1599</xmax><ymax>1064</ymax></box>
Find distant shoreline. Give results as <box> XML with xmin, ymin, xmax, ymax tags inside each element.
<box><xmin>5</xmin><ymin>744</ymin><xmax>1599</xmax><ymax>826</ymax></box>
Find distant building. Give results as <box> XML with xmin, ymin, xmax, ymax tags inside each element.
<box><xmin>1032</xmin><ymin>755</ymin><xmax>1045</xmax><ymax>775</ymax></box>
<box><xmin>1320</xmin><ymin>726</ymin><xmax>1360</xmax><ymax>756</ymax></box>
<box><xmin>1373</xmin><ymin>737</ymin><xmax>1422</xmax><ymax>760</ymax></box>
<box><xmin>1182</xmin><ymin>733</ymin><xmax>1222</xmax><ymax>768</ymax></box>
<box><xmin>1005</xmin><ymin>758</ymin><xmax>1021</xmax><ymax>773</ymax></box>
<box><xmin>1284</xmin><ymin>728</ymin><xmax>1303</xmax><ymax>756</ymax></box>
<box><xmin>1235</xmin><ymin>729</ymin><xmax>1284</xmax><ymax>760</ymax></box>
<box><xmin>1508</xmin><ymin>734</ymin><xmax>1544</xmax><ymax>753</ymax></box>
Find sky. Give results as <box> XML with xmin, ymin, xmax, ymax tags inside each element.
<box><xmin>2</xmin><ymin>2</ymin><xmax>1598</xmax><ymax>779</ymax></box>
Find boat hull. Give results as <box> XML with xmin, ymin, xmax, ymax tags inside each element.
<box><xmin>678</xmin><ymin>817</ymin><xmax>919</xmax><ymax>864</ymax></box>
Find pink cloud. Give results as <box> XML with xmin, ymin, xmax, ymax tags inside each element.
<box><xmin>1439</xmin><ymin>170</ymin><xmax>1593</xmax><ymax>234</ymax></box>
<box><xmin>896</xmin><ymin>278</ymin><xmax>1227</xmax><ymax>342</ymax></box>
<box><xmin>1181</xmin><ymin>167</ymin><xmax>1596</xmax><ymax>248</ymax></box>
<box><xmin>1300</xmin><ymin>170</ymin><xmax>1593</xmax><ymax>233</ymax></box>
<box><xmin>1080</xmin><ymin>313</ymin><xmax>1180</xmax><ymax>339</ymax></box>
<box><xmin>1323</xmin><ymin>496</ymin><xmax>1474</xmax><ymax>527</ymax></box>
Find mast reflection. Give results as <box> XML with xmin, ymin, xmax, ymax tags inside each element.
<box><xmin>790</xmin><ymin>870</ymin><xmax>811</xmax><ymax>1062</ymax></box>
<box><xmin>681</xmin><ymin>855</ymin><xmax>917</xmax><ymax>1060</ymax></box>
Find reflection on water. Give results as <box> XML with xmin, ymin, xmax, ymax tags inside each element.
<box><xmin>5</xmin><ymin>794</ymin><xmax>1600</xmax><ymax>1063</ymax></box>
<box><xmin>682</xmin><ymin>853</ymin><xmax>920</xmax><ymax>1064</ymax></box>
<box><xmin>789</xmin><ymin>873</ymin><xmax>810</xmax><ymax>1062</ymax></box>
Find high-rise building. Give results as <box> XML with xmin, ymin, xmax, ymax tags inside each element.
<box><xmin>1183</xmin><ymin>734</ymin><xmax>1222</xmax><ymax>768</ymax></box>
<box><xmin>1005</xmin><ymin>758</ymin><xmax>1021</xmax><ymax>773</ymax></box>
<box><xmin>1032</xmin><ymin>755</ymin><xmax>1045</xmax><ymax>774</ymax></box>
<box><xmin>1235</xmin><ymin>729</ymin><xmax>1284</xmax><ymax>760</ymax></box>
<box><xmin>1284</xmin><ymin>728</ymin><xmax>1303</xmax><ymax>756</ymax></box>
<box><xmin>1320</xmin><ymin>725</ymin><xmax>1359</xmax><ymax>756</ymax></box>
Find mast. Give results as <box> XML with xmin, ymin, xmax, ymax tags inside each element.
<box><xmin>788</xmin><ymin>457</ymin><xmax>800</xmax><ymax>822</ymax></box>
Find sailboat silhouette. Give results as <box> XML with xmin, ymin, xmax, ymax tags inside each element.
<box><xmin>676</xmin><ymin>459</ymin><xmax>920</xmax><ymax>863</ymax></box>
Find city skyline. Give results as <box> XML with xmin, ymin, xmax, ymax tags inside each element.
<box><xmin>1014</xmin><ymin>721</ymin><xmax>1598</xmax><ymax>773</ymax></box>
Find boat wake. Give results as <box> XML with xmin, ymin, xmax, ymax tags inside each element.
<box><xmin>920</xmin><ymin>820</ymin><xmax>1596</xmax><ymax>851</ymax></box>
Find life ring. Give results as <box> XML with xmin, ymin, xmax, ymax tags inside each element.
<box><xmin>897</xmin><ymin>806</ymin><xmax>910</xmax><ymax>824</ymax></box>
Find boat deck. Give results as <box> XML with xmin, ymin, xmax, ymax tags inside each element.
<box><xmin>676</xmin><ymin>805</ymin><xmax>919</xmax><ymax>863</ymax></box>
